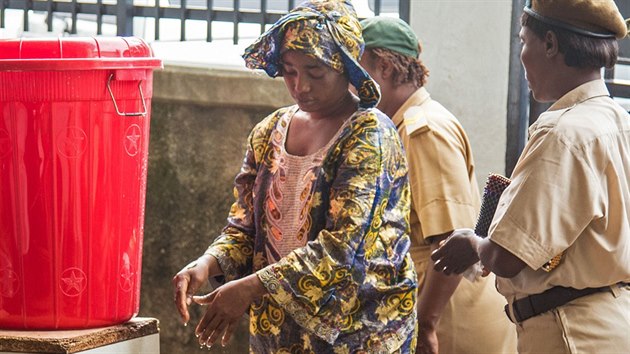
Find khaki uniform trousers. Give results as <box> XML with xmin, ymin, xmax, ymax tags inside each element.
<box><xmin>516</xmin><ymin>285</ymin><xmax>630</xmax><ymax>354</ymax></box>
<box><xmin>415</xmin><ymin>249</ymin><xmax>518</xmax><ymax>354</ymax></box>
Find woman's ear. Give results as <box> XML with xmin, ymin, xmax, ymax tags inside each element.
<box><xmin>544</xmin><ymin>30</ymin><xmax>559</xmax><ymax>57</ymax></box>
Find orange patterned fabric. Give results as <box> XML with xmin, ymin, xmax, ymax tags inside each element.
<box><xmin>264</xmin><ymin>107</ymin><xmax>340</xmax><ymax>262</ymax></box>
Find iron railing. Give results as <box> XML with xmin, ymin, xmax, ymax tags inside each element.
<box><xmin>605</xmin><ymin>58</ymin><xmax>630</xmax><ymax>99</ymax></box>
<box><xmin>0</xmin><ymin>0</ymin><xmax>410</xmax><ymax>43</ymax></box>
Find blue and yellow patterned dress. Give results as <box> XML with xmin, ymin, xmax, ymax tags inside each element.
<box><xmin>207</xmin><ymin>105</ymin><xmax>417</xmax><ymax>353</ymax></box>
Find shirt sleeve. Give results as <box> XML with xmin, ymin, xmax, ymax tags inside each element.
<box><xmin>406</xmin><ymin>123</ymin><xmax>478</xmax><ymax>239</ymax></box>
<box><xmin>489</xmin><ymin>128</ymin><xmax>603</xmax><ymax>270</ymax></box>
<box><xmin>257</xmin><ymin>112</ymin><xmax>415</xmax><ymax>344</ymax></box>
<box><xmin>205</xmin><ymin>112</ymin><xmax>278</xmax><ymax>281</ymax></box>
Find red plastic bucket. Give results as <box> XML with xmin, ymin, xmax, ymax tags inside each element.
<box><xmin>0</xmin><ymin>37</ymin><xmax>162</xmax><ymax>329</ymax></box>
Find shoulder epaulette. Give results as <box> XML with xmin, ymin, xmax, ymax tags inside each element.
<box><xmin>403</xmin><ymin>106</ymin><xmax>429</xmax><ymax>136</ymax></box>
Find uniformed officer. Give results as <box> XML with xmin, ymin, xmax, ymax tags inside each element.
<box><xmin>359</xmin><ymin>17</ymin><xmax>517</xmax><ymax>354</ymax></box>
<box><xmin>431</xmin><ymin>1</ymin><xmax>630</xmax><ymax>353</ymax></box>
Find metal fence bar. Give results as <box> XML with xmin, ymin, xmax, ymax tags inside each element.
<box><xmin>0</xmin><ymin>0</ymin><xmax>5</xmax><ymax>28</ymax></box>
<box><xmin>116</xmin><ymin>0</ymin><xmax>132</xmax><ymax>36</ymax></box>
<box><xmin>96</xmin><ymin>0</ymin><xmax>102</xmax><ymax>34</ymax></box>
<box><xmin>180</xmin><ymin>0</ymin><xmax>186</xmax><ymax>41</ymax></box>
<box><xmin>46</xmin><ymin>0</ymin><xmax>53</xmax><ymax>31</ymax></box>
<box><xmin>70</xmin><ymin>0</ymin><xmax>77</xmax><ymax>34</ymax></box>
<box><xmin>374</xmin><ymin>0</ymin><xmax>381</xmax><ymax>16</ymax></box>
<box><xmin>260</xmin><ymin>0</ymin><xmax>266</xmax><ymax>34</ymax></box>
<box><xmin>126</xmin><ymin>7</ymin><xmax>276</xmax><ymax>22</ymax></box>
<box><xmin>0</xmin><ymin>0</ymin><xmax>413</xmax><ymax>38</ymax></box>
<box><xmin>5</xmin><ymin>0</ymin><xmax>624</xmax><ymax>46</ymax></box>
<box><xmin>22</xmin><ymin>0</ymin><xmax>30</xmax><ymax>31</ymax></box>
<box><xmin>505</xmin><ymin>0</ymin><xmax>528</xmax><ymax>177</ymax></box>
<box><xmin>233</xmin><ymin>0</ymin><xmax>239</xmax><ymax>45</ymax></box>
<box><xmin>154</xmin><ymin>0</ymin><xmax>160</xmax><ymax>40</ymax></box>
<box><xmin>206</xmin><ymin>0</ymin><xmax>213</xmax><ymax>41</ymax></box>
<box><xmin>7</xmin><ymin>0</ymin><xmax>113</xmax><ymax>15</ymax></box>
<box><xmin>399</xmin><ymin>0</ymin><xmax>409</xmax><ymax>23</ymax></box>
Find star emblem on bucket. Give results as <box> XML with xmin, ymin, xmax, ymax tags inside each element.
<box><xmin>120</xmin><ymin>265</ymin><xmax>135</xmax><ymax>292</ymax></box>
<box><xmin>124</xmin><ymin>124</ymin><xmax>142</xmax><ymax>156</ymax></box>
<box><xmin>57</xmin><ymin>127</ymin><xmax>87</xmax><ymax>158</ymax></box>
<box><xmin>60</xmin><ymin>268</ymin><xmax>87</xmax><ymax>297</ymax></box>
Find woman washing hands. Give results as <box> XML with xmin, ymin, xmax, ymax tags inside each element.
<box><xmin>172</xmin><ymin>1</ymin><xmax>417</xmax><ymax>352</ymax></box>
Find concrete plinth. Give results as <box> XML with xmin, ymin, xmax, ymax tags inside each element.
<box><xmin>0</xmin><ymin>317</ymin><xmax>159</xmax><ymax>354</ymax></box>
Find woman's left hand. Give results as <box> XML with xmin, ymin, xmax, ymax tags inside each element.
<box><xmin>430</xmin><ymin>229</ymin><xmax>481</xmax><ymax>275</ymax></box>
<box><xmin>193</xmin><ymin>273</ymin><xmax>266</xmax><ymax>348</ymax></box>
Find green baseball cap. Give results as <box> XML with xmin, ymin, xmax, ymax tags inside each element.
<box><xmin>360</xmin><ymin>16</ymin><xmax>419</xmax><ymax>59</ymax></box>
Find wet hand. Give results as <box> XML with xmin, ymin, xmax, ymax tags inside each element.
<box><xmin>172</xmin><ymin>255</ymin><xmax>213</xmax><ymax>326</ymax></box>
<box><xmin>430</xmin><ymin>229</ymin><xmax>481</xmax><ymax>275</ymax></box>
<box><xmin>193</xmin><ymin>273</ymin><xmax>265</xmax><ymax>348</ymax></box>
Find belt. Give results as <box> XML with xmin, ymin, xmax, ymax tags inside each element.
<box><xmin>505</xmin><ymin>282</ymin><xmax>629</xmax><ymax>323</ymax></box>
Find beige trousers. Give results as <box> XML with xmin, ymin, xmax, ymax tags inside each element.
<box><xmin>414</xmin><ymin>248</ymin><xmax>518</xmax><ymax>354</ymax></box>
<box><xmin>516</xmin><ymin>285</ymin><xmax>630</xmax><ymax>354</ymax></box>
<box><xmin>437</xmin><ymin>273</ymin><xmax>518</xmax><ymax>354</ymax></box>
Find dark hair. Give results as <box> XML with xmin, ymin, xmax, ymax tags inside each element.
<box><xmin>369</xmin><ymin>45</ymin><xmax>429</xmax><ymax>88</ymax></box>
<box><xmin>521</xmin><ymin>13</ymin><xmax>618</xmax><ymax>69</ymax></box>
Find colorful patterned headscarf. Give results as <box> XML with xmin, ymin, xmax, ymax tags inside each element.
<box><xmin>242</xmin><ymin>0</ymin><xmax>380</xmax><ymax>109</ymax></box>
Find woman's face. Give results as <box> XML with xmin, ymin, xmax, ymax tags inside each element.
<box><xmin>519</xmin><ymin>26</ymin><xmax>552</xmax><ymax>101</ymax></box>
<box><xmin>280</xmin><ymin>50</ymin><xmax>350</xmax><ymax>113</ymax></box>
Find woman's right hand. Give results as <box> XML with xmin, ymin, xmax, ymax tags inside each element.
<box><xmin>172</xmin><ymin>254</ymin><xmax>215</xmax><ymax>325</ymax></box>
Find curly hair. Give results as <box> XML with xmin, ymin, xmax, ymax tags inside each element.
<box><xmin>521</xmin><ymin>13</ymin><xmax>618</xmax><ymax>69</ymax></box>
<box><xmin>369</xmin><ymin>45</ymin><xmax>430</xmax><ymax>88</ymax></box>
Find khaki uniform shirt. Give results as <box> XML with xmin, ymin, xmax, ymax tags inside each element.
<box><xmin>491</xmin><ymin>80</ymin><xmax>630</xmax><ymax>299</ymax></box>
<box><xmin>393</xmin><ymin>88</ymin><xmax>517</xmax><ymax>354</ymax></box>
<box><xmin>392</xmin><ymin>87</ymin><xmax>480</xmax><ymax>255</ymax></box>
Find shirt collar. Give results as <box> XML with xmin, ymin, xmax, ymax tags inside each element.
<box><xmin>391</xmin><ymin>86</ymin><xmax>430</xmax><ymax>128</ymax></box>
<box><xmin>548</xmin><ymin>79</ymin><xmax>610</xmax><ymax>111</ymax></box>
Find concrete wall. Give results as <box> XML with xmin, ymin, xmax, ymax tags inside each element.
<box><xmin>409</xmin><ymin>0</ymin><xmax>513</xmax><ymax>184</ymax></box>
<box><xmin>139</xmin><ymin>65</ymin><xmax>293</xmax><ymax>354</ymax></box>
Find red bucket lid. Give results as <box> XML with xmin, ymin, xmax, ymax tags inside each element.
<box><xmin>0</xmin><ymin>37</ymin><xmax>163</xmax><ymax>71</ymax></box>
